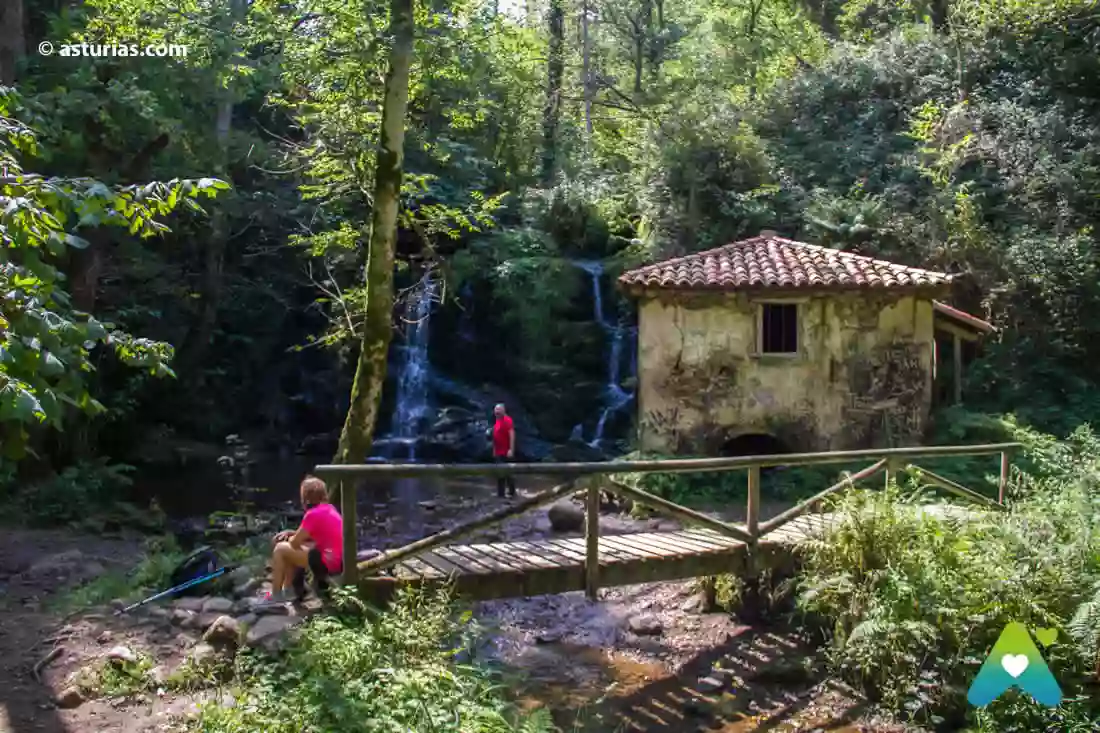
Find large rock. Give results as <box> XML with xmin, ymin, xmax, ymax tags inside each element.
<box><xmin>245</xmin><ymin>615</ymin><xmax>301</xmax><ymax>649</ymax></box>
<box><xmin>203</xmin><ymin>616</ymin><xmax>242</xmax><ymax>647</ymax></box>
<box><xmin>174</xmin><ymin>596</ymin><xmax>207</xmax><ymax>613</ymax></box>
<box><xmin>201</xmin><ymin>597</ymin><xmax>235</xmax><ymax>614</ymax></box>
<box><xmin>548</xmin><ymin>501</ymin><xmax>584</xmax><ymax>532</ymax></box>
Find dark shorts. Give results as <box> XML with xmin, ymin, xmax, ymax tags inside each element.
<box><xmin>292</xmin><ymin>547</ymin><xmax>342</xmax><ymax>597</ymax></box>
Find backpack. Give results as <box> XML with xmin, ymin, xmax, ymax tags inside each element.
<box><xmin>169</xmin><ymin>546</ymin><xmax>222</xmax><ymax>594</ymax></box>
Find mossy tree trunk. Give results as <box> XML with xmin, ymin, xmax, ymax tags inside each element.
<box><xmin>540</xmin><ymin>0</ymin><xmax>564</xmax><ymax>184</ymax></box>
<box><xmin>332</xmin><ymin>0</ymin><xmax>415</xmax><ymax>581</ymax></box>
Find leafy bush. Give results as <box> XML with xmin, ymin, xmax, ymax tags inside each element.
<box><xmin>190</xmin><ymin>586</ymin><xmax>556</xmax><ymax>733</ymax></box>
<box><xmin>796</xmin><ymin>427</ymin><xmax>1100</xmax><ymax>730</ymax></box>
<box><xmin>0</xmin><ymin>459</ymin><xmax>148</xmax><ymax>528</ymax></box>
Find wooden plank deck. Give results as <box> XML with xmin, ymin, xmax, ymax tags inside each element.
<box><xmin>357</xmin><ymin>504</ymin><xmax>979</xmax><ymax>602</ymax></box>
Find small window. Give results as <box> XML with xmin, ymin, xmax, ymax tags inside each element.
<box><xmin>761</xmin><ymin>303</ymin><xmax>798</xmax><ymax>354</ymax></box>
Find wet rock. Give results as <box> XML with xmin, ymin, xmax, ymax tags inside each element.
<box><xmin>202</xmin><ymin>597</ymin><xmax>235</xmax><ymax>614</ymax></box>
<box><xmin>203</xmin><ymin>616</ymin><xmax>242</xmax><ymax>647</ymax></box>
<box><xmin>236</xmin><ymin>612</ymin><xmax>257</xmax><ymax>627</ymax></box>
<box><xmin>56</xmin><ymin>685</ymin><xmax>86</xmax><ymax>709</ymax></box>
<box><xmin>548</xmin><ymin>502</ymin><xmax>584</xmax><ymax>532</ymax></box>
<box><xmin>174</xmin><ymin>596</ymin><xmax>207</xmax><ymax>613</ymax></box>
<box><xmin>245</xmin><ymin>615</ymin><xmax>301</xmax><ymax>649</ymax></box>
<box><xmin>172</xmin><ymin>609</ymin><xmax>196</xmax><ymax>626</ymax></box>
<box><xmin>106</xmin><ymin>645</ymin><xmax>138</xmax><ymax>665</ymax></box>
<box><xmin>627</xmin><ymin>614</ymin><xmax>663</xmax><ymax>636</ymax></box>
<box><xmin>418</xmin><ymin>501</ymin><xmax>438</xmax><ymax>511</ymax></box>
<box><xmin>357</xmin><ymin>549</ymin><xmax>382</xmax><ymax>563</ymax></box>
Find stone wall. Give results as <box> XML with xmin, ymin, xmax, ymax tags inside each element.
<box><xmin>634</xmin><ymin>291</ymin><xmax>935</xmax><ymax>454</ymax></box>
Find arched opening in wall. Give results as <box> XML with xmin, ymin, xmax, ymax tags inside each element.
<box><xmin>721</xmin><ymin>433</ymin><xmax>790</xmax><ymax>474</ymax></box>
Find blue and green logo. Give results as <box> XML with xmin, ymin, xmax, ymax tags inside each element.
<box><xmin>967</xmin><ymin>622</ymin><xmax>1062</xmax><ymax>707</ymax></box>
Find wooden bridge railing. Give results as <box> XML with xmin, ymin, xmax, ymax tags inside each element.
<box><xmin>312</xmin><ymin>442</ymin><xmax>1020</xmax><ymax>596</ymax></box>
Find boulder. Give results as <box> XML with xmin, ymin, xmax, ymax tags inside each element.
<box><xmin>548</xmin><ymin>502</ymin><xmax>584</xmax><ymax>532</ymax></box>
<box><xmin>172</xmin><ymin>609</ymin><xmax>196</xmax><ymax>626</ymax></box>
<box><xmin>202</xmin><ymin>616</ymin><xmax>242</xmax><ymax>647</ymax></box>
<box><xmin>174</xmin><ymin>596</ymin><xmax>207</xmax><ymax>613</ymax></box>
<box><xmin>201</xmin><ymin>597</ymin><xmax>235</xmax><ymax>614</ymax></box>
<box><xmin>197</xmin><ymin>612</ymin><xmax>224</xmax><ymax>630</ymax></box>
<box><xmin>245</xmin><ymin>615</ymin><xmax>301</xmax><ymax>649</ymax></box>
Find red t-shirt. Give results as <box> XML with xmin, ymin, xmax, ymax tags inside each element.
<box><xmin>492</xmin><ymin>415</ymin><xmax>514</xmax><ymax>456</ymax></box>
<box><xmin>301</xmin><ymin>503</ymin><xmax>343</xmax><ymax>572</ymax></box>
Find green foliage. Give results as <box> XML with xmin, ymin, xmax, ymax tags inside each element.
<box><xmin>0</xmin><ymin>87</ymin><xmax>226</xmax><ymax>461</ymax></box>
<box><xmin>796</xmin><ymin>428</ymin><xmax>1100</xmax><ymax>729</ymax></box>
<box><xmin>190</xmin><ymin>585</ymin><xmax>555</xmax><ymax>733</ymax></box>
<box><xmin>72</xmin><ymin>650</ymin><xmax>157</xmax><ymax>699</ymax></box>
<box><xmin>1</xmin><ymin>459</ymin><xmax>138</xmax><ymax>528</ymax></box>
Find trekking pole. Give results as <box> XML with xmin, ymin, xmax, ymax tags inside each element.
<box><xmin>114</xmin><ymin>564</ymin><xmax>238</xmax><ymax>616</ymax></box>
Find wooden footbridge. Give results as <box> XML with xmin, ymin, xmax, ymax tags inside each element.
<box><xmin>313</xmin><ymin>443</ymin><xmax>1018</xmax><ymax>603</ymax></box>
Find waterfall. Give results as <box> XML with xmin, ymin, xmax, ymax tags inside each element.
<box><xmin>573</xmin><ymin>260</ymin><xmax>636</xmax><ymax>448</ymax></box>
<box><xmin>378</xmin><ymin>274</ymin><xmax>438</xmax><ymax>460</ymax></box>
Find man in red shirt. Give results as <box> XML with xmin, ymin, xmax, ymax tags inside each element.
<box><xmin>492</xmin><ymin>403</ymin><xmax>516</xmax><ymax>498</ymax></box>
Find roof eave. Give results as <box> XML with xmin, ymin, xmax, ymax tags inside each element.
<box><xmin>617</xmin><ymin>282</ymin><xmax>953</xmax><ymax>299</ymax></box>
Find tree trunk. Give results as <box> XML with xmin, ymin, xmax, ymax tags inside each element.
<box><xmin>581</xmin><ymin>0</ymin><xmax>592</xmax><ymax>140</ymax></box>
<box><xmin>332</xmin><ymin>0</ymin><xmax>415</xmax><ymax>569</ymax></box>
<box><xmin>540</xmin><ymin>0</ymin><xmax>564</xmax><ymax>185</ymax></box>
<box><xmin>0</xmin><ymin>0</ymin><xmax>24</xmax><ymax>86</ymax></box>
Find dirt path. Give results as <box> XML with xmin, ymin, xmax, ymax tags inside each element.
<box><xmin>0</xmin><ymin>529</ymin><xmax>218</xmax><ymax>733</ymax></box>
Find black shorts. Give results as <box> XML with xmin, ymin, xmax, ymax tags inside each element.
<box><xmin>292</xmin><ymin>547</ymin><xmax>342</xmax><ymax>594</ymax></box>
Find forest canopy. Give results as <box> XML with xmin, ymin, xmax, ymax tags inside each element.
<box><xmin>0</xmin><ymin>0</ymin><xmax>1097</xmax><ymax>467</ymax></box>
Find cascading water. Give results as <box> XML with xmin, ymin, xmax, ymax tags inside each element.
<box><xmin>376</xmin><ymin>273</ymin><xmax>438</xmax><ymax>460</ymax></box>
<box><xmin>573</xmin><ymin>260</ymin><xmax>636</xmax><ymax>448</ymax></box>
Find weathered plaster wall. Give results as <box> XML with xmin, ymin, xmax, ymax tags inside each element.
<box><xmin>635</xmin><ymin>291</ymin><xmax>935</xmax><ymax>454</ymax></box>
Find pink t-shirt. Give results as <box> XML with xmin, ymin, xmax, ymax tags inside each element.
<box><xmin>301</xmin><ymin>503</ymin><xmax>343</xmax><ymax>572</ymax></box>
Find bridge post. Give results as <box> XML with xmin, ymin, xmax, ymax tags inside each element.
<box><xmin>884</xmin><ymin>456</ymin><xmax>903</xmax><ymax>489</ymax></box>
<box><xmin>746</xmin><ymin>466</ymin><xmax>761</xmax><ymax>543</ymax></box>
<box><xmin>998</xmin><ymin>451</ymin><xmax>1009</xmax><ymax>504</ymax></box>
<box><xmin>341</xmin><ymin>479</ymin><xmax>358</xmax><ymax>586</ymax></box>
<box><xmin>585</xmin><ymin>483</ymin><xmax>600</xmax><ymax>601</ymax></box>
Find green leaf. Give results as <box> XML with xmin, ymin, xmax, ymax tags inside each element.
<box><xmin>13</xmin><ymin>389</ymin><xmax>44</xmax><ymax>423</ymax></box>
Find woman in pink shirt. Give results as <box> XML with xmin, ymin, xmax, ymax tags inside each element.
<box><xmin>260</xmin><ymin>475</ymin><xmax>344</xmax><ymax>606</ymax></box>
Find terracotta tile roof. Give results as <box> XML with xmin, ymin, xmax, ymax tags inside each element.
<box><xmin>618</xmin><ymin>234</ymin><xmax>953</xmax><ymax>293</ymax></box>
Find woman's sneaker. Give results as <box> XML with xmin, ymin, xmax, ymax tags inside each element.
<box><xmin>254</xmin><ymin>588</ymin><xmax>294</xmax><ymax>609</ymax></box>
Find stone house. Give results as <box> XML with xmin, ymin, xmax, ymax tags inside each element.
<box><xmin>617</xmin><ymin>232</ymin><xmax>993</xmax><ymax>455</ymax></box>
